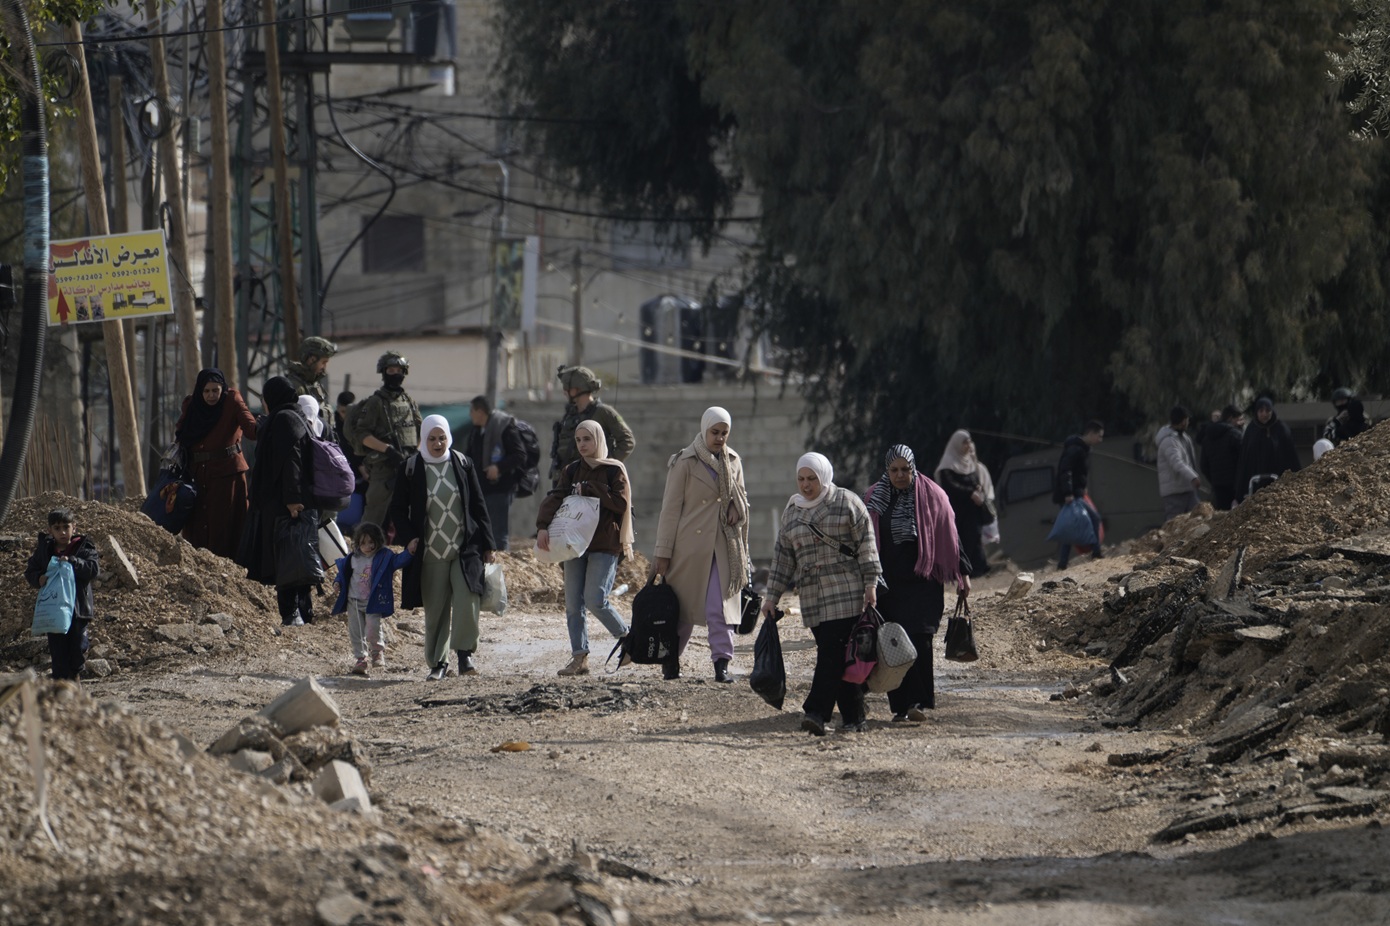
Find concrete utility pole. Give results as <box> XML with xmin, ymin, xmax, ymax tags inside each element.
<box><xmin>107</xmin><ymin>77</ymin><xmax>140</xmax><ymax>418</ymax></box>
<box><xmin>261</xmin><ymin>0</ymin><xmax>301</xmax><ymax>360</ymax></box>
<box><xmin>571</xmin><ymin>248</ymin><xmax>583</xmax><ymax>366</ymax></box>
<box><xmin>145</xmin><ymin>0</ymin><xmax>200</xmax><ymax>395</ymax></box>
<box><xmin>207</xmin><ymin>0</ymin><xmax>239</xmax><ymax>394</ymax></box>
<box><xmin>69</xmin><ymin>21</ymin><xmax>145</xmax><ymax>498</ymax></box>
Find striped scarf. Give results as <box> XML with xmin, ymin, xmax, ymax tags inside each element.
<box><xmin>866</xmin><ymin>443</ymin><xmax>919</xmax><ymax>545</ymax></box>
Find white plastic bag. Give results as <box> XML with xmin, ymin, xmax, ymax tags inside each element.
<box><xmin>981</xmin><ymin>520</ymin><xmax>1000</xmax><ymax>546</ymax></box>
<box><xmin>534</xmin><ymin>495</ymin><xmax>601</xmax><ymax>563</ymax></box>
<box><xmin>318</xmin><ymin>519</ymin><xmax>349</xmax><ymax>563</ymax></box>
<box><xmin>482</xmin><ymin>563</ymin><xmax>508</xmax><ymax>615</ymax></box>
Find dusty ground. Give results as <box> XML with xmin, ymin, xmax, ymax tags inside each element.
<box><xmin>7</xmin><ymin>425</ymin><xmax>1390</xmax><ymax>923</ymax></box>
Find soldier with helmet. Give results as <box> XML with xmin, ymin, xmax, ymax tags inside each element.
<box><xmin>286</xmin><ymin>335</ymin><xmax>337</xmax><ymax>436</ymax></box>
<box><xmin>356</xmin><ymin>351</ymin><xmax>423</xmax><ymax>528</ymax></box>
<box><xmin>550</xmin><ymin>365</ymin><xmax>635</xmax><ymax>487</ymax></box>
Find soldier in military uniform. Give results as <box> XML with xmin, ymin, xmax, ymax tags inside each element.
<box><xmin>356</xmin><ymin>351</ymin><xmax>423</xmax><ymax>529</ymax></box>
<box><xmin>285</xmin><ymin>335</ymin><xmax>337</xmax><ymax>437</ymax></box>
<box><xmin>549</xmin><ymin>365</ymin><xmax>635</xmax><ymax>487</ymax></box>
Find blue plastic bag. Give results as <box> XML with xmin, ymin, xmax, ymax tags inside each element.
<box><xmin>1047</xmin><ymin>499</ymin><xmax>1099</xmax><ymax>548</ymax></box>
<box><xmin>32</xmin><ymin>557</ymin><xmax>76</xmax><ymax>636</ymax></box>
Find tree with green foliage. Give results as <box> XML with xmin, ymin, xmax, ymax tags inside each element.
<box><xmin>497</xmin><ymin>0</ymin><xmax>1390</xmax><ymax>477</ymax></box>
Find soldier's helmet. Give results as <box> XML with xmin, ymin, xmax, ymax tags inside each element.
<box><xmin>378</xmin><ymin>351</ymin><xmax>410</xmax><ymax>375</ymax></box>
<box><xmin>1332</xmin><ymin>386</ymin><xmax>1354</xmax><ymax>403</ymax></box>
<box><xmin>557</xmin><ymin>365</ymin><xmax>601</xmax><ymax>394</ymax></box>
<box><xmin>299</xmin><ymin>335</ymin><xmax>338</xmax><ymax>361</ymax></box>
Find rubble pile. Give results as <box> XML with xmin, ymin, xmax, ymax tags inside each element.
<box><xmin>1020</xmin><ymin>424</ymin><xmax>1390</xmax><ymax>841</ymax></box>
<box><xmin>0</xmin><ymin>676</ymin><xmax>635</xmax><ymax>925</ymax></box>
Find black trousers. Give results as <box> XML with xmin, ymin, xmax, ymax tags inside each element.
<box><xmin>888</xmin><ymin>630</ymin><xmax>936</xmax><ymax>713</ymax></box>
<box><xmin>48</xmin><ymin>617</ymin><xmax>90</xmax><ymax>681</ymax></box>
<box><xmin>804</xmin><ymin>617</ymin><xmax>865</xmax><ymax>725</ymax></box>
<box><xmin>276</xmin><ymin>585</ymin><xmax>314</xmax><ymax>624</ymax></box>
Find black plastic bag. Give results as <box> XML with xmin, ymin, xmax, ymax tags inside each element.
<box><xmin>273</xmin><ymin>511</ymin><xmax>324</xmax><ymax>587</ymax></box>
<box><xmin>749</xmin><ymin>611</ymin><xmax>786</xmax><ymax>710</ymax></box>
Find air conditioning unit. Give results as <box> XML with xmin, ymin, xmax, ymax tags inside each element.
<box><xmin>327</xmin><ymin>0</ymin><xmax>402</xmax><ymax>42</ymax></box>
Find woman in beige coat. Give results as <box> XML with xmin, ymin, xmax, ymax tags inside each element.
<box><xmin>653</xmin><ymin>407</ymin><xmax>750</xmax><ymax>681</ymax></box>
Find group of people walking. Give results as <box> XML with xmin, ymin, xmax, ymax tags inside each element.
<box><xmin>163</xmin><ymin>352</ymin><xmax>991</xmax><ymax>727</ymax></box>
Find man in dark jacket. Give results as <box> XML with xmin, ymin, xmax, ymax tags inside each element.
<box><xmin>25</xmin><ymin>507</ymin><xmax>100</xmax><ymax>681</ymax></box>
<box><xmin>1235</xmin><ymin>397</ymin><xmax>1301</xmax><ymax>503</ymax></box>
<box><xmin>1052</xmin><ymin>419</ymin><xmax>1105</xmax><ymax>569</ymax></box>
<box><xmin>464</xmin><ymin>396</ymin><xmax>526</xmax><ymax>551</ymax></box>
<box><xmin>1200</xmin><ymin>405</ymin><xmax>1245</xmax><ymax>510</ymax></box>
<box><xmin>1323</xmin><ymin>387</ymin><xmax>1372</xmax><ymax>447</ymax></box>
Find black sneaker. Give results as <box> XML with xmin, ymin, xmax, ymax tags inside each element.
<box><xmin>426</xmin><ymin>663</ymin><xmax>447</xmax><ymax>681</ymax></box>
<box><xmin>800</xmin><ymin>713</ymin><xmax>827</xmax><ymax>736</ymax></box>
<box><xmin>662</xmin><ymin>660</ymin><xmax>681</xmax><ymax>680</ymax></box>
<box><xmin>840</xmin><ymin>720</ymin><xmax>868</xmax><ymax>733</ymax></box>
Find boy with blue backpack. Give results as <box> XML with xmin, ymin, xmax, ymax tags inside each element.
<box><xmin>331</xmin><ymin>521</ymin><xmax>412</xmax><ymax>675</ymax></box>
<box><xmin>24</xmin><ymin>508</ymin><xmax>101</xmax><ymax>681</ymax></box>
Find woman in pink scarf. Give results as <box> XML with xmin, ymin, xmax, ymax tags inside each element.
<box><xmin>865</xmin><ymin>443</ymin><xmax>970</xmax><ymax>719</ymax></box>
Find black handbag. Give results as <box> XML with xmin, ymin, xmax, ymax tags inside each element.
<box><xmin>738</xmin><ymin>583</ymin><xmax>763</xmax><ymax>634</ymax></box>
<box><xmin>943</xmin><ymin>597</ymin><xmax>979</xmax><ymax>662</ymax></box>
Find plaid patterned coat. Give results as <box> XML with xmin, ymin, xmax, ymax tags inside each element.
<box><xmin>766</xmin><ymin>486</ymin><xmax>882</xmax><ymax>628</ymax></box>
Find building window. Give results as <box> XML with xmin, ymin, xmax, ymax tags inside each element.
<box><xmin>609</xmin><ymin>220</ymin><xmax>690</xmax><ymax>270</ymax></box>
<box><xmin>362</xmin><ymin>215</ymin><xmax>425</xmax><ymax>273</ymax></box>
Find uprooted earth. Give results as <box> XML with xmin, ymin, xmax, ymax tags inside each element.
<box><xmin>6</xmin><ymin>424</ymin><xmax>1390</xmax><ymax>924</ymax></box>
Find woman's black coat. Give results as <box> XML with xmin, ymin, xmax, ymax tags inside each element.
<box><xmin>241</xmin><ymin>403</ymin><xmax>311</xmax><ymax>584</ymax></box>
<box><xmin>388</xmin><ymin>449</ymin><xmax>496</xmax><ymax>609</ymax></box>
<box><xmin>1234</xmin><ymin>414</ymin><xmax>1301</xmax><ymax>502</ymax></box>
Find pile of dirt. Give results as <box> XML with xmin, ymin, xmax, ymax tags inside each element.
<box><xmin>996</xmin><ymin>423</ymin><xmax>1390</xmax><ymax>842</ymax></box>
<box><xmin>0</xmin><ymin>678</ymin><xmax>632</xmax><ymax>925</ymax></box>
<box><xmin>0</xmin><ymin>494</ymin><xmax>635</xmax><ymax>678</ymax></box>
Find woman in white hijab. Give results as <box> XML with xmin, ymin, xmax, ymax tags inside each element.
<box><xmin>653</xmin><ymin>406</ymin><xmax>750</xmax><ymax>682</ymax></box>
<box><xmin>389</xmin><ymin>415</ymin><xmax>497</xmax><ymax>680</ymax></box>
<box><xmin>761</xmin><ymin>452</ymin><xmax>882</xmax><ymax>736</ymax></box>
<box><xmin>537</xmin><ymin>419</ymin><xmax>634</xmax><ymax>677</ymax></box>
<box><xmin>933</xmin><ymin>430</ymin><xmax>994</xmax><ymax>578</ymax></box>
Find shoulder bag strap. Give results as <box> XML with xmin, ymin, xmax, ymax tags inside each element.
<box><xmin>806</xmin><ymin>521</ymin><xmax>858</xmax><ymax>559</ymax></box>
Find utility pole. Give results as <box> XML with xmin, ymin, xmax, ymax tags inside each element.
<box><xmin>571</xmin><ymin>248</ymin><xmax>583</xmax><ymax>366</ymax></box>
<box><xmin>145</xmin><ymin>0</ymin><xmax>200</xmax><ymax>395</ymax></box>
<box><xmin>69</xmin><ymin>21</ymin><xmax>145</xmax><ymax>498</ymax></box>
<box><xmin>261</xmin><ymin>0</ymin><xmax>301</xmax><ymax>360</ymax></box>
<box><xmin>207</xmin><ymin>0</ymin><xmax>239</xmax><ymax>394</ymax></box>
<box><xmin>107</xmin><ymin>76</ymin><xmax>139</xmax><ymax>399</ymax></box>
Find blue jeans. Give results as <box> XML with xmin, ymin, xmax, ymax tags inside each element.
<box><xmin>563</xmin><ymin>551</ymin><xmax>630</xmax><ymax>655</ymax></box>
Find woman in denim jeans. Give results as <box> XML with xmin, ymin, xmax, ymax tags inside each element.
<box><xmin>537</xmin><ymin>420</ymin><xmax>633</xmax><ymax>676</ymax></box>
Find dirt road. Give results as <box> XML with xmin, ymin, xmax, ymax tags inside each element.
<box><xmin>65</xmin><ymin>556</ymin><xmax>1390</xmax><ymax>925</ymax></box>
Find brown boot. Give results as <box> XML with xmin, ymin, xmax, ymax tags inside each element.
<box><xmin>557</xmin><ymin>653</ymin><xmax>590</xmax><ymax>677</ymax></box>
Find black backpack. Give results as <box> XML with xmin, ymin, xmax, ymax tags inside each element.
<box><xmin>513</xmin><ymin>418</ymin><xmax>542</xmax><ymax>498</ymax></box>
<box><xmin>614</xmin><ymin>576</ymin><xmax>680</xmax><ymax>665</ymax></box>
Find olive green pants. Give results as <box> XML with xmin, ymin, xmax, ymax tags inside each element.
<box><xmin>421</xmin><ymin>555</ymin><xmax>480</xmax><ymax>669</ymax></box>
<box><xmin>363</xmin><ymin>462</ymin><xmax>396</xmax><ymax>532</ymax></box>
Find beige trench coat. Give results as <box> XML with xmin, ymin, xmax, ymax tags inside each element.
<box><xmin>653</xmin><ymin>447</ymin><xmax>749</xmax><ymax>628</ymax></box>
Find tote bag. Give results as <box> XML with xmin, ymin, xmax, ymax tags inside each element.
<box><xmin>534</xmin><ymin>494</ymin><xmax>601</xmax><ymax>563</ymax></box>
<box><xmin>32</xmin><ymin>557</ymin><xmax>77</xmax><ymax>636</ymax></box>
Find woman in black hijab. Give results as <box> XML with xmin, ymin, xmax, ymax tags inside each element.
<box><xmin>238</xmin><ymin>376</ymin><xmax>316</xmax><ymax>626</ymax></box>
<box><xmin>174</xmin><ymin>368</ymin><xmax>258</xmax><ymax>557</ymax></box>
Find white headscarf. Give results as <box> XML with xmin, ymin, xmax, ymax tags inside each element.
<box><xmin>575</xmin><ymin>419</ymin><xmax>636</xmax><ymax>553</ymax></box>
<box><xmin>700</xmin><ymin>405</ymin><xmax>732</xmax><ymax>441</ymax></box>
<box><xmin>297</xmin><ymin>395</ymin><xmax>324</xmax><ymax>437</ymax></box>
<box><xmin>934</xmin><ymin>429</ymin><xmax>995</xmax><ymax>502</ymax></box>
<box><xmin>789</xmin><ymin>452</ymin><xmax>835</xmax><ymax>509</ymax></box>
<box><xmin>418</xmin><ymin>414</ymin><xmax>453</xmax><ymax>463</ymax></box>
<box><xmin>684</xmin><ymin>406</ymin><xmax>748</xmax><ymax>597</ymax></box>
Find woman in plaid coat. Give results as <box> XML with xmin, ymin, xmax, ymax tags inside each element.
<box><xmin>762</xmin><ymin>452</ymin><xmax>882</xmax><ymax>735</ymax></box>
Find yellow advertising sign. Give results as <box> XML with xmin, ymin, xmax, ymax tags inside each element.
<box><xmin>47</xmin><ymin>230</ymin><xmax>174</xmax><ymax>326</ymax></box>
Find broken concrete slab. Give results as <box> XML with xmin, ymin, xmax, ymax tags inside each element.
<box><xmin>1005</xmin><ymin>572</ymin><xmax>1034</xmax><ymax>600</ymax></box>
<box><xmin>152</xmin><ymin>624</ymin><xmax>227</xmax><ymax>648</ymax></box>
<box><xmin>104</xmin><ymin>536</ymin><xmax>138</xmax><ymax>588</ymax></box>
<box><xmin>312</xmin><ymin>759</ymin><xmax>371</xmax><ymax>810</ymax></box>
<box><xmin>1235</xmin><ymin>625</ymin><xmax>1290</xmax><ymax>647</ymax></box>
<box><xmin>227</xmin><ymin>749</ymin><xmax>275</xmax><ymax>774</ymax></box>
<box><xmin>260</xmin><ymin>677</ymin><xmax>341</xmax><ymax>736</ymax></box>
